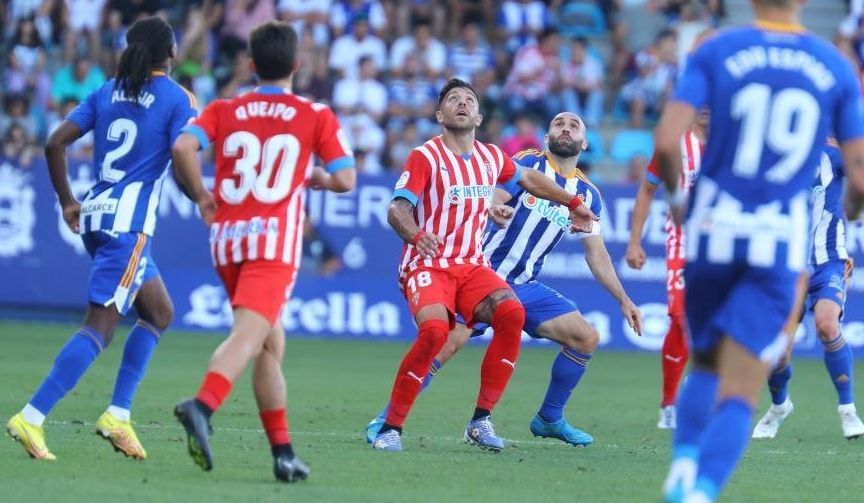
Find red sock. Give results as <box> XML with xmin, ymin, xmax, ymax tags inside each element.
<box><xmin>259</xmin><ymin>408</ymin><xmax>291</xmax><ymax>446</ymax></box>
<box><xmin>477</xmin><ymin>299</ymin><xmax>525</xmax><ymax>410</ymax></box>
<box><xmin>196</xmin><ymin>371</ymin><xmax>233</xmax><ymax>413</ymax></box>
<box><xmin>385</xmin><ymin>319</ymin><xmax>449</xmax><ymax>428</ymax></box>
<box><xmin>661</xmin><ymin>315</ymin><xmax>689</xmax><ymax>407</ymax></box>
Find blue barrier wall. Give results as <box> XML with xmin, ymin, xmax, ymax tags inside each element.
<box><xmin>1</xmin><ymin>157</ymin><xmax>863</xmax><ymax>356</ymax></box>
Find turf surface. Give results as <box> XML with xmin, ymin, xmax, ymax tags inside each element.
<box><xmin>2</xmin><ymin>320</ymin><xmax>863</xmax><ymax>502</ymax></box>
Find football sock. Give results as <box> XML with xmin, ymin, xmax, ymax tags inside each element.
<box><xmin>107</xmin><ymin>405</ymin><xmax>130</xmax><ymax>422</ymax></box>
<box><xmin>260</xmin><ymin>408</ymin><xmax>291</xmax><ymax>447</ymax></box>
<box><xmin>28</xmin><ymin>327</ymin><xmax>105</xmax><ymax>422</ymax></box>
<box><xmin>110</xmin><ymin>320</ymin><xmax>161</xmax><ymax>412</ymax></box>
<box><xmin>823</xmin><ymin>335</ymin><xmax>854</xmax><ymax>405</ymax></box>
<box><xmin>195</xmin><ymin>371</ymin><xmax>233</xmax><ymax>414</ymax></box>
<box><xmin>477</xmin><ymin>300</ymin><xmax>525</xmax><ymax>410</ymax></box>
<box><xmin>538</xmin><ymin>348</ymin><xmax>591</xmax><ymax>422</ymax></box>
<box><xmin>472</xmin><ymin>407</ymin><xmax>491</xmax><ymax>421</ymax></box>
<box><xmin>767</xmin><ymin>361</ymin><xmax>792</xmax><ymax>406</ymax></box>
<box><xmin>661</xmin><ymin>315</ymin><xmax>688</xmax><ymax>407</ymax></box>
<box><xmin>673</xmin><ymin>369</ymin><xmax>718</xmax><ymax>453</ymax></box>
<box><xmin>385</xmin><ymin>319</ymin><xmax>449</xmax><ymax>428</ymax></box>
<box><xmin>695</xmin><ymin>396</ymin><xmax>753</xmax><ymax>499</ymax></box>
<box><xmin>376</xmin><ymin>359</ymin><xmax>441</xmax><ymax>420</ymax></box>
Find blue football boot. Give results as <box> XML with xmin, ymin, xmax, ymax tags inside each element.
<box><xmin>365</xmin><ymin>415</ymin><xmax>386</xmax><ymax>444</ymax></box>
<box><xmin>529</xmin><ymin>414</ymin><xmax>594</xmax><ymax>446</ymax></box>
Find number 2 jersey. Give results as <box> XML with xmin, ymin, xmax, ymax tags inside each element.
<box><xmin>184</xmin><ymin>86</ymin><xmax>354</xmax><ymax>268</ymax></box>
<box><xmin>675</xmin><ymin>23</ymin><xmax>864</xmax><ymax>272</ymax></box>
<box><xmin>67</xmin><ymin>72</ymin><xmax>198</xmax><ymax>236</ymax></box>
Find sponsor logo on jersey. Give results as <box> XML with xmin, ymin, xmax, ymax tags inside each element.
<box><xmin>448</xmin><ymin>185</ymin><xmax>495</xmax><ymax>204</ymax></box>
<box><xmin>522</xmin><ymin>193</ymin><xmax>571</xmax><ymax>230</ymax></box>
<box><xmin>0</xmin><ymin>163</ymin><xmax>36</xmax><ymax>258</ymax></box>
<box><xmin>395</xmin><ymin>171</ymin><xmax>410</xmax><ymax>189</ymax></box>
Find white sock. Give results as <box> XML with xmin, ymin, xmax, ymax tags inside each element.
<box><xmin>107</xmin><ymin>405</ymin><xmax>131</xmax><ymax>422</ymax></box>
<box><xmin>21</xmin><ymin>404</ymin><xmax>46</xmax><ymax>426</ymax></box>
<box><xmin>839</xmin><ymin>403</ymin><xmax>857</xmax><ymax>414</ymax></box>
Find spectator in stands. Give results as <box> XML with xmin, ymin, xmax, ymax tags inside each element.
<box><xmin>51</xmin><ymin>55</ymin><xmax>105</xmax><ymax>104</ymax></box>
<box><xmin>333</xmin><ymin>56</ymin><xmax>388</xmax><ymax>123</ymax></box>
<box><xmin>387</xmin><ymin>53</ymin><xmax>437</xmax><ymax>136</ymax></box>
<box><xmin>501</xmin><ymin>114</ymin><xmax>542</xmax><ymax>156</ymax></box>
<box><xmin>278</xmin><ymin>0</ymin><xmax>333</xmax><ymax>47</ymax></box>
<box><xmin>497</xmin><ymin>0</ymin><xmax>553</xmax><ymax>54</ymax></box>
<box><xmin>175</xmin><ymin>4</ymin><xmax>217</xmax><ymax>106</ymax></box>
<box><xmin>295</xmin><ymin>45</ymin><xmax>335</xmax><ymax>102</ymax></box>
<box><xmin>387</xmin><ymin>120</ymin><xmax>420</xmax><ymax>171</ymax></box>
<box><xmin>328</xmin><ymin>13</ymin><xmax>387</xmax><ymax>78</ymax></box>
<box><xmin>447</xmin><ymin>21</ymin><xmax>495</xmax><ymax>83</ymax></box>
<box><xmin>6</xmin><ymin>17</ymin><xmax>52</xmax><ymax>112</ymax></box>
<box><xmin>672</xmin><ymin>0</ymin><xmax>712</xmax><ymax>68</ymax></box>
<box><xmin>0</xmin><ymin>94</ymin><xmax>38</xmax><ymax>141</ymax></box>
<box><xmin>108</xmin><ymin>0</ymin><xmax>162</xmax><ymax>28</ymax></box>
<box><xmin>5</xmin><ymin>0</ymin><xmax>53</xmax><ymax>43</ymax></box>
<box><xmin>2</xmin><ymin>123</ymin><xmax>38</xmax><ymax>168</ymax></box>
<box><xmin>619</xmin><ymin>28</ymin><xmax>678</xmax><ymax>128</ymax></box>
<box><xmin>611</xmin><ymin>0</ymin><xmax>669</xmax><ymax>96</ymax></box>
<box><xmin>562</xmin><ymin>36</ymin><xmax>604</xmax><ymax>127</ymax></box>
<box><xmin>64</xmin><ymin>0</ymin><xmax>106</xmax><ymax>62</ymax></box>
<box><xmin>445</xmin><ymin>0</ymin><xmax>495</xmax><ymax>40</ymax></box>
<box><xmin>503</xmin><ymin>27</ymin><xmax>563</xmax><ymax>122</ymax></box>
<box><xmin>389</xmin><ymin>17</ymin><xmax>447</xmax><ymax>79</ymax></box>
<box><xmin>393</xmin><ymin>0</ymin><xmax>446</xmax><ymax>39</ymax></box>
<box><xmin>218</xmin><ymin>50</ymin><xmax>256</xmax><ymax>98</ymax></box>
<box><xmin>329</xmin><ymin>0</ymin><xmax>387</xmax><ymax>37</ymax></box>
<box><xmin>343</xmin><ymin>113</ymin><xmax>386</xmax><ymax>174</ymax></box>
<box><xmin>220</xmin><ymin>0</ymin><xmax>277</xmax><ymax>57</ymax></box>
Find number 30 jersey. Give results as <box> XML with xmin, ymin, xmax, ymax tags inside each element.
<box><xmin>68</xmin><ymin>72</ymin><xmax>198</xmax><ymax>236</ymax></box>
<box><xmin>674</xmin><ymin>23</ymin><xmax>864</xmax><ymax>272</ymax></box>
<box><xmin>185</xmin><ymin>86</ymin><xmax>354</xmax><ymax>267</ymax></box>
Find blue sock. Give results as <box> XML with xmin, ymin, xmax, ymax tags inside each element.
<box><xmin>823</xmin><ymin>335</ymin><xmax>854</xmax><ymax>405</ymax></box>
<box><xmin>767</xmin><ymin>362</ymin><xmax>792</xmax><ymax>405</ymax></box>
<box><xmin>695</xmin><ymin>396</ymin><xmax>754</xmax><ymax>499</ymax></box>
<box><xmin>673</xmin><ymin>369</ymin><xmax>718</xmax><ymax>455</ymax></box>
<box><xmin>378</xmin><ymin>358</ymin><xmax>442</xmax><ymax>420</ymax></box>
<box><xmin>111</xmin><ymin>320</ymin><xmax>161</xmax><ymax>411</ymax></box>
<box><xmin>29</xmin><ymin>328</ymin><xmax>105</xmax><ymax>415</ymax></box>
<box><xmin>538</xmin><ymin>348</ymin><xmax>591</xmax><ymax>422</ymax></box>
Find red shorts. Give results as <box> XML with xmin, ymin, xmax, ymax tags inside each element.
<box><xmin>400</xmin><ymin>264</ymin><xmax>511</xmax><ymax>326</ymax></box>
<box><xmin>216</xmin><ymin>260</ymin><xmax>296</xmax><ymax>325</ymax></box>
<box><xmin>666</xmin><ymin>258</ymin><xmax>686</xmax><ymax>316</ymax></box>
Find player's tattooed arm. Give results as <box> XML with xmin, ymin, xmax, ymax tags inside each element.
<box><xmin>842</xmin><ymin>138</ymin><xmax>864</xmax><ymax>221</ymax></box>
<box><xmin>583</xmin><ymin>235</ymin><xmax>643</xmax><ymax>336</ymax></box>
<box><xmin>387</xmin><ymin>198</ymin><xmax>443</xmax><ymax>258</ymax></box>
<box><xmin>45</xmin><ymin>120</ymin><xmax>84</xmax><ymax>232</ymax></box>
<box><xmin>472</xmin><ymin>288</ymin><xmax>520</xmax><ymax>325</ymax></box>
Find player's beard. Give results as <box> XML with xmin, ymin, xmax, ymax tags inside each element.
<box><xmin>548</xmin><ymin>136</ymin><xmax>581</xmax><ymax>158</ymax></box>
<box><xmin>442</xmin><ymin>115</ymin><xmax>477</xmax><ymax>133</ymax></box>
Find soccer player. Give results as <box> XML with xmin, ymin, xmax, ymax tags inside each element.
<box><xmin>372</xmin><ymin>81</ymin><xmax>599</xmax><ymax>452</ymax></box>
<box><xmin>171</xmin><ymin>22</ymin><xmax>355</xmax><ymax>482</ymax></box>
<box><xmin>753</xmin><ymin>141</ymin><xmax>864</xmax><ymax>440</ymax></box>
<box><xmin>5</xmin><ymin>17</ymin><xmax>197</xmax><ymax>461</ymax></box>
<box><xmin>656</xmin><ymin>0</ymin><xmax>864</xmax><ymax>500</ymax></box>
<box><xmin>626</xmin><ymin>116</ymin><xmax>705</xmax><ymax>429</ymax></box>
<box><xmin>365</xmin><ymin>112</ymin><xmax>642</xmax><ymax>447</ymax></box>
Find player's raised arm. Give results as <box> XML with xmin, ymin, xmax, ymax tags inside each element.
<box><xmin>517</xmin><ymin>165</ymin><xmax>598</xmax><ymax>232</ymax></box>
<box><xmin>626</xmin><ymin>159</ymin><xmax>660</xmax><ymax>270</ymax></box>
<box><xmin>45</xmin><ymin>120</ymin><xmax>85</xmax><ymax>233</ymax></box>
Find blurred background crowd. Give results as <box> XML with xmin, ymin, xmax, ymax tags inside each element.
<box><xmin>0</xmin><ymin>0</ymin><xmax>862</xmax><ymax>181</ymax></box>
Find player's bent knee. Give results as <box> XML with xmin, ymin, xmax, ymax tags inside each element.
<box><xmin>491</xmin><ymin>299</ymin><xmax>526</xmax><ymax>330</ymax></box>
<box><xmin>814</xmin><ymin>315</ymin><xmax>840</xmax><ymax>341</ymax></box>
<box><xmin>418</xmin><ymin>319</ymin><xmax>450</xmax><ymax>354</ymax></box>
<box><xmin>141</xmin><ymin>302</ymin><xmax>174</xmax><ymax>333</ymax></box>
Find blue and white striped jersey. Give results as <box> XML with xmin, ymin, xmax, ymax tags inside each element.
<box><xmin>67</xmin><ymin>72</ymin><xmax>198</xmax><ymax>236</ymax></box>
<box><xmin>811</xmin><ymin>143</ymin><xmax>847</xmax><ymax>265</ymax></box>
<box><xmin>484</xmin><ymin>149</ymin><xmax>602</xmax><ymax>285</ymax></box>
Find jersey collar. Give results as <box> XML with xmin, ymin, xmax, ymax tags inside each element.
<box><xmin>151</xmin><ymin>70</ymin><xmax>167</xmax><ymax>77</ymax></box>
<box><xmin>544</xmin><ymin>150</ymin><xmax>591</xmax><ymax>184</ymax></box>
<box><xmin>255</xmin><ymin>86</ymin><xmax>291</xmax><ymax>95</ymax></box>
<box><xmin>753</xmin><ymin>20</ymin><xmax>806</xmax><ymax>33</ymax></box>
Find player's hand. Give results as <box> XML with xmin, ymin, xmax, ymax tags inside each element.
<box><xmin>488</xmin><ymin>204</ymin><xmax>514</xmax><ymax>227</ymax></box>
<box><xmin>413</xmin><ymin>232</ymin><xmax>444</xmax><ymax>259</ymax></box>
<box><xmin>309</xmin><ymin>165</ymin><xmax>330</xmax><ymax>190</ymax></box>
<box><xmin>62</xmin><ymin>201</ymin><xmax>81</xmax><ymax>234</ymax></box>
<box><xmin>621</xmin><ymin>299</ymin><xmax>643</xmax><ymax>337</ymax></box>
<box><xmin>625</xmin><ymin>242</ymin><xmax>647</xmax><ymax>270</ymax></box>
<box><xmin>568</xmin><ymin>204</ymin><xmax>600</xmax><ymax>234</ymax></box>
<box><xmin>196</xmin><ymin>190</ymin><xmax>217</xmax><ymax>226</ymax></box>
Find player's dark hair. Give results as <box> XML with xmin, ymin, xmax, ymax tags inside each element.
<box><xmin>115</xmin><ymin>16</ymin><xmax>175</xmax><ymax>101</ymax></box>
<box><xmin>249</xmin><ymin>21</ymin><xmax>298</xmax><ymax>81</ymax></box>
<box><xmin>437</xmin><ymin>78</ymin><xmax>478</xmax><ymax>107</ymax></box>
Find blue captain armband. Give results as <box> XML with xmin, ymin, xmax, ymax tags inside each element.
<box><xmin>392</xmin><ymin>189</ymin><xmax>418</xmax><ymax>206</ymax></box>
<box><xmin>180</xmin><ymin>124</ymin><xmax>210</xmax><ymax>151</ymax></box>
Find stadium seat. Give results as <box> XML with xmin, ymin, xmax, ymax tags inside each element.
<box><xmin>581</xmin><ymin>129</ymin><xmax>605</xmax><ymax>164</ymax></box>
<box><xmin>609</xmin><ymin>129</ymin><xmax>654</xmax><ymax>163</ymax></box>
<box><xmin>557</xmin><ymin>1</ymin><xmax>606</xmax><ymax>39</ymax></box>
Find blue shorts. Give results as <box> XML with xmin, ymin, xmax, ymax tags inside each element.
<box><xmin>685</xmin><ymin>261</ymin><xmax>795</xmax><ymax>364</ymax></box>
<box><xmin>82</xmin><ymin>231</ymin><xmax>159</xmax><ymax>315</ymax></box>
<box><xmin>465</xmin><ymin>281</ymin><xmax>578</xmax><ymax>338</ymax></box>
<box><xmin>806</xmin><ymin>260</ymin><xmax>847</xmax><ymax>317</ymax></box>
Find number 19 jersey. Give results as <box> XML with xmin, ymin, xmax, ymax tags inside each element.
<box><xmin>185</xmin><ymin>86</ymin><xmax>354</xmax><ymax>268</ymax></box>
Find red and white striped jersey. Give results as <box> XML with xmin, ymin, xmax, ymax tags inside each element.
<box><xmin>185</xmin><ymin>86</ymin><xmax>353</xmax><ymax>268</ymax></box>
<box><xmin>392</xmin><ymin>135</ymin><xmax>520</xmax><ymax>277</ymax></box>
<box><xmin>645</xmin><ymin>130</ymin><xmax>704</xmax><ymax>260</ymax></box>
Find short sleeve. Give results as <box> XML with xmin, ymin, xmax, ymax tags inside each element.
<box><xmin>392</xmin><ymin>149</ymin><xmax>432</xmax><ymax>206</ymax></box>
<box><xmin>671</xmin><ymin>42</ymin><xmax>711</xmax><ymax>109</ymax></box>
<box><xmin>182</xmin><ymin>100</ymin><xmax>220</xmax><ymax>151</ymax></box>
<box><xmin>314</xmin><ymin>105</ymin><xmax>355</xmax><ymax>173</ymax></box>
<box><xmin>169</xmin><ymin>86</ymin><xmax>199</xmax><ymax>144</ymax></box>
<box><xmin>644</xmin><ymin>153</ymin><xmax>662</xmax><ymax>185</ymax></box>
<box><xmin>66</xmin><ymin>88</ymin><xmax>99</xmax><ymax>133</ymax></box>
<box><xmin>833</xmin><ymin>58</ymin><xmax>864</xmax><ymax>143</ymax></box>
<box><xmin>500</xmin><ymin>156</ymin><xmax>528</xmax><ymax>196</ymax></box>
<box><xmin>497</xmin><ymin>153</ymin><xmax>522</xmax><ymax>187</ymax></box>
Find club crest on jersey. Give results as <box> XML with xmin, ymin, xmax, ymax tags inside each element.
<box><xmin>448</xmin><ymin>185</ymin><xmax>494</xmax><ymax>204</ymax></box>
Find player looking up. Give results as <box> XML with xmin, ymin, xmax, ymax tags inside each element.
<box><xmin>655</xmin><ymin>0</ymin><xmax>864</xmax><ymax>501</ymax></box>
<box><xmin>371</xmin><ymin>80</ymin><xmax>599</xmax><ymax>452</ymax></box>
<box><xmin>171</xmin><ymin>21</ymin><xmax>355</xmax><ymax>482</ymax></box>
<box><xmin>753</xmin><ymin>141</ymin><xmax>864</xmax><ymax>440</ymax></box>
<box><xmin>365</xmin><ymin>113</ymin><xmax>642</xmax><ymax>447</ymax></box>
<box><xmin>626</xmin><ymin>114</ymin><xmax>706</xmax><ymax>430</ymax></box>
<box><xmin>6</xmin><ymin>16</ymin><xmax>197</xmax><ymax>462</ymax></box>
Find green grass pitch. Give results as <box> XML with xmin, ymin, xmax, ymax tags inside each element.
<box><xmin>2</xmin><ymin>320</ymin><xmax>864</xmax><ymax>502</ymax></box>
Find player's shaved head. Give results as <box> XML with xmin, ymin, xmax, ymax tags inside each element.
<box><xmin>249</xmin><ymin>21</ymin><xmax>298</xmax><ymax>81</ymax></box>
